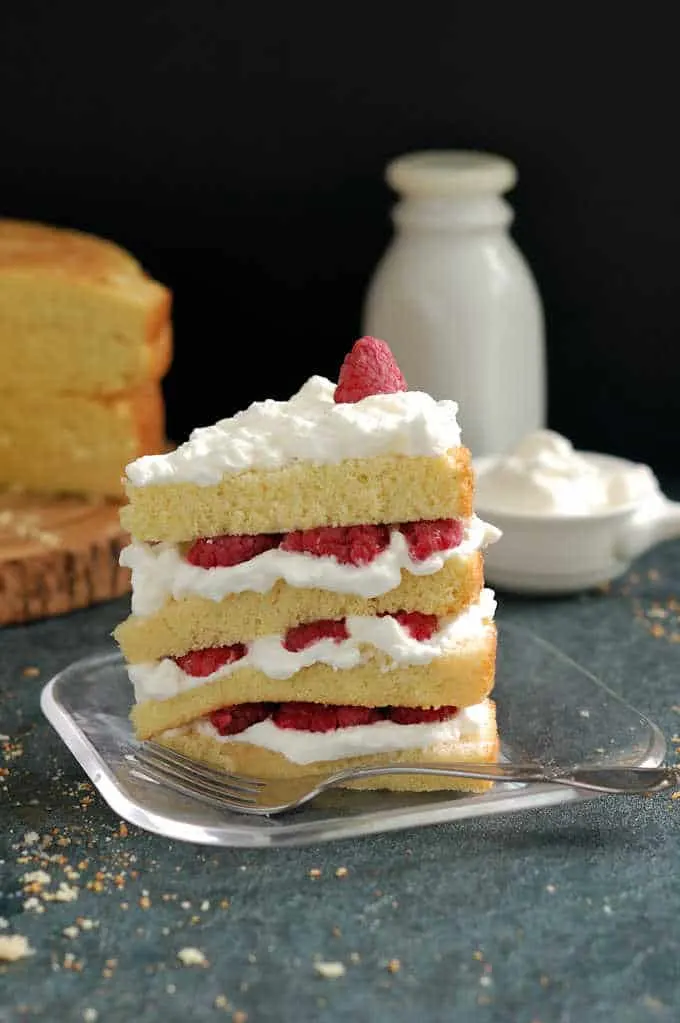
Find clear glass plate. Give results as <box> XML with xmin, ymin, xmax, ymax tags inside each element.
<box><xmin>40</xmin><ymin>623</ymin><xmax>666</xmax><ymax>847</ymax></box>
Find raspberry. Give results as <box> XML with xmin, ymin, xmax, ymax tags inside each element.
<box><xmin>388</xmin><ymin>610</ymin><xmax>439</xmax><ymax>641</ymax></box>
<box><xmin>281</xmin><ymin>524</ymin><xmax>389</xmax><ymax>565</ymax></box>
<box><xmin>209</xmin><ymin>702</ymin><xmax>274</xmax><ymax>736</ymax></box>
<box><xmin>387</xmin><ymin>705</ymin><xmax>458</xmax><ymax>725</ymax></box>
<box><xmin>283</xmin><ymin>619</ymin><xmax>349</xmax><ymax>652</ymax></box>
<box><xmin>174</xmin><ymin>644</ymin><xmax>247</xmax><ymax>677</ymax></box>
<box><xmin>334</xmin><ymin>336</ymin><xmax>407</xmax><ymax>403</ymax></box>
<box><xmin>186</xmin><ymin>532</ymin><xmax>281</xmax><ymax>568</ymax></box>
<box><xmin>399</xmin><ymin>518</ymin><xmax>464</xmax><ymax>561</ymax></box>
<box><xmin>273</xmin><ymin>702</ymin><xmax>384</xmax><ymax>732</ymax></box>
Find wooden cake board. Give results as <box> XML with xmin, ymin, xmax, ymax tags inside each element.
<box><xmin>0</xmin><ymin>490</ymin><xmax>130</xmax><ymax>626</ymax></box>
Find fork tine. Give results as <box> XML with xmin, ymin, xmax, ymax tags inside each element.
<box><xmin>133</xmin><ymin>750</ymin><xmax>260</xmax><ymax>805</ymax></box>
<box><xmin>134</xmin><ymin>748</ymin><xmax>259</xmax><ymax>804</ymax></box>
<box><xmin>133</xmin><ymin>748</ymin><xmax>260</xmax><ymax>802</ymax></box>
<box><xmin>143</xmin><ymin>741</ymin><xmax>264</xmax><ymax>792</ymax></box>
<box><xmin>130</xmin><ymin>765</ymin><xmax>258</xmax><ymax>811</ymax></box>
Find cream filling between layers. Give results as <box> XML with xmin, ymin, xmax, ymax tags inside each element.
<box><xmin>161</xmin><ymin>700</ymin><xmax>493</xmax><ymax>765</ymax></box>
<box><xmin>129</xmin><ymin>590</ymin><xmax>497</xmax><ymax>703</ymax></box>
<box><xmin>121</xmin><ymin>517</ymin><xmax>500</xmax><ymax>617</ymax></box>
<box><xmin>125</xmin><ymin>376</ymin><xmax>462</xmax><ymax>486</ymax></box>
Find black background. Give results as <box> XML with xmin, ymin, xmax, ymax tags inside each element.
<box><xmin>1</xmin><ymin>4</ymin><xmax>678</xmax><ymax>470</ymax></box>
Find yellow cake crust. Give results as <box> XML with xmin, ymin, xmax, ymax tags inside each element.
<box><xmin>115</xmin><ymin>552</ymin><xmax>484</xmax><ymax>662</ymax></box>
<box><xmin>121</xmin><ymin>447</ymin><xmax>474</xmax><ymax>542</ymax></box>
<box><xmin>0</xmin><ymin>383</ymin><xmax>166</xmax><ymax>498</ymax></box>
<box><xmin>158</xmin><ymin>700</ymin><xmax>498</xmax><ymax>793</ymax></box>
<box><xmin>131</xmin><ymin>628</ymin><xmax>496</xmax><ymax>738</ymax></box>
<box><xmin>0</xmin><ymin>219</ymin><xmax>171</xmax><ymax>395</ymax></box>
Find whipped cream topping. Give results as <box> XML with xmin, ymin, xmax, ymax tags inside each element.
<box><xmin>129</xmin><ymin>589</ymin><xmax>496</xmax><ymax>702</ymax></box>
<box><xmin>476</xmin><ymin>430</ymin><xmax>658</xmax><ymax>516</ymax></box>
<box><xmin>125</xmin><ymin>376</ymin><xmax>462</xmax><ymax>487</ymax></box>
<box><xmin>163</xmin><ymin>700</ymin><xmax>492</xmax><ymax>765</ymax></box>
<box><xmin>121</xmin><ymin>517</ymin><xmax>501</xmax><ymax>617</ymax></box>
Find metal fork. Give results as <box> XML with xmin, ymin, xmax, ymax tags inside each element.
<box><xmin>126</xmin><ymin>741</ymin><xmax>679</xmax><ymax>816</ymax></box>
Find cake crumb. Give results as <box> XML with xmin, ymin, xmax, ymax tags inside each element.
<box><xmin>308</xmin><ymin>868</ymin><xmax>322</xmax><ymax>879</ymax></box>
<box><xmin>386</xmin><ymin>958</ymin><xmax>401</xmax><ymax>974</ymax></box>
<box><xmin>201</xmin><ymin>900</ymin><xmax>210</xmax><ymax>911</ymax></box>
<box><xmin>214</xmin><ymin>994</ymin><xmax>230</xmax><ymax>1009</ymax></box>
<box><xmin>0</xmin><ymin>934</ymin><xmax>34</xmax><ymax>961</ymax></box>
<box><xmin>349</xmin><ymin>952</ymin><xmax>361</xmax><ymax>964</ymax></box>
<box><xmin>335</xmin><ymin>866</ymin><xmax>348</xmax><ymax>878</ymax></box>
<box><xmin>22</xmin><ymin>666</ymin><xmax>40</xmax><ymax>678</ymax></box>
<box><xmin>22</xmin><ymin>869</ymin><xmax>51</xmax><ymax>886</ymax></box>
<box><xmin>51</xmin><ymin>879</ymin><xmax>78</xmax><ymax>904</ymax></box>
<box><xmin>23</xmin><ymin>897</ymin><xmax>44</xmax><ymax>914</ymax></box>
<box><xmin>82</xmin><ymin>1010</ymin><xmax>98</xmax><ymax>1022</ymax></box>
<box><xmin>545</xmin><ymin>884</ymin><xmax>557</xmax><ymax>894</ymax></box>
<box><xmin>177</xmin><ymin>947</ymin><xmax>208</xmax><ymax>967</ymax></box>
<box><xmin>315</xmin><ymin>961</ymin><xmax>346</xmax><ymax>979</ymax></box>
<box><xmin>23</xmin><ymin>831</ymin><xmax>39</xmax><ymax>845</ymax></box>
<box><xmin>232</xmin><ymin>1012</ymin><xmax>248</xmax><ymax>1023</ymax></box>
<box><xmin>63</xmin><ymin>926</ymin><xmax>79</xmax><ymax>939</ymax></box>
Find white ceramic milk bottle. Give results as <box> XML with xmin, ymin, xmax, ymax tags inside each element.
<box><xmin>362</xmin><ymin>150</ymin><xmax>546</xmax><ymax>456</ymax></box>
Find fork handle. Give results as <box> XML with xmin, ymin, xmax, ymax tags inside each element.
<box><xmin>324</xmin><ymin>763</ymin><xmax>678</xmax><ymax>795</ymax></box>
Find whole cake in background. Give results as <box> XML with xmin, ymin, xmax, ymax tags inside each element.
<box><xmin>0</xmin><ymin>219</ymin><xmax>171</xmax><ymax>497</ymax></box>
<box><xmin>115</xmin><ymin>337</ymin><xmax>501</xmax><ymax>792</ymax></box>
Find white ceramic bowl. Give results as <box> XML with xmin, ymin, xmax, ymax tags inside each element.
<box><xmin>475</xmin><ymin>453</ymin><xmax>680</xmax><ymax>595</ymax></box>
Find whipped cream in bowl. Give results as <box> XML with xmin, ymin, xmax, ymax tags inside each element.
<box><xmin>476</xmin><ymin>430</ymin><xmax>658</xmax><ymax>518</ymax></box>
<box><xmin>474</xmin><ymin>431</ymin><xmax>680</xmax><ymax>594</ymax></box>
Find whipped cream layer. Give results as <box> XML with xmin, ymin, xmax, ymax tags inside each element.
<box><xmin>163</xmin><ymin>700</ymin><xmax>493</xmax><ymax>765</ymax></box>
<box><xmin>476</xmin><ymin>430</ymin><xmax>658</xmax><ymax>516</ymax></box>
<box><xmin>126</xmin><ymin>376</ymin><xmax>462</xmax><ymax>487</ymax></box>
<box><xmin>121</xmin><ymin>517</ymin><xmax>500</xmax><ymax>617</ymax></box>
<box><xmin>130</xmin><ymin>590</ymin><xmax>496</xmax><ymax>702</ymax></box>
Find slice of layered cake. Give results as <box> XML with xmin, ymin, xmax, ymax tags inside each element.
<box><xmin>115</xmin><ymin>338</ymin><xmax>500</xmax><ymax>792</ymax></box>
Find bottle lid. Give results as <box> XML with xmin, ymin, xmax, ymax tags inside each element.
<box><xmin>386</xmin><ymin>150</ymin><xmax>517</xmax><ymax>197</ymax></box>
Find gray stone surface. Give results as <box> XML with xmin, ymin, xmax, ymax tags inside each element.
<box><xmin>2</xmin><ymin>544</ymin><xmax>680</xmax><ymax>1022</ymax></box>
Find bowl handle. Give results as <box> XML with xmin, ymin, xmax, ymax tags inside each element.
<box><xmin>617</xmin><ymin>495</ymin><xmax>680</xmax><ymax>563</ymax></box>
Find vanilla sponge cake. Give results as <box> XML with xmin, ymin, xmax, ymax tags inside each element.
<box><xmin>116</xmin><ymin>338</ymin><xmax>500</xmax><ymax>792</ymax></box>
<box><xmin>161</xmin><ymin>702</ymin><xmax>499</xmax><ymax>794</ymax></box>
<box><xmin>0</xmin><ymin>219</ymin><xmax>171</xmax><ymax>394</ymax></box>
<box><xmin>0</xmin><ymin>219</ymin><xmax>172</xmax><ymax>498</ymax></box>
<box><xmin>0</xmin><ymin>383</ymin><xmax>165</xmax><ymax>497</ymax></box>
